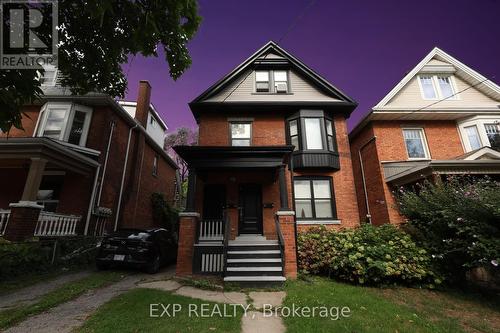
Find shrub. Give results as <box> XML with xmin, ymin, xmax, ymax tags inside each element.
<box><xmin>396</xmin><ymin>176</ymin><xmax>500</xmax><ymax>283</ymax></box>
<box><xmin>297</xmin><ymin>224</ymin><xmax>440</xmax><ymax>286</ymax></box>
<box><xmin>151</xmin><ymin>192</ymin><xmax>179</xmax><ymax>262</ymax></box>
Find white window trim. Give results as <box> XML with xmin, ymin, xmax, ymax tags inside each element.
<box><xmin>458</xmin><ymin>115</ymin><xmax>500</xmax><ymax>152</ymax></box>
<box><xmin>417</xmin><ymin>75</ymin><xmax>459</xmax><ymax>101</ymax></box>
<box><xmin>34</xmin><ymin>102</ymin><xmax>93</xmax><ymax>147</ymax></box>
<box><xmin>39</xmin><ymin>65</ymin><xmax>58</xmax><ymax>87</ymax></box>
<box><xmin>402</xmin><ymin>127</ymin><xmax>431</xmax><ymax>160</ymax></box>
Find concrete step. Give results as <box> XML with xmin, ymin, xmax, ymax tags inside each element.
<box><xmin>227</xmin><ymin>250</ymin><xmax>281</xmax><ymax>259</ymax></box>
<box><xmin>226</xmin><ymin>266</ymin><xmax>282</xmax><ymax>276</ymax></box>
<box><xmin>224</xmin><ymin>275</ymin><xmax>286</xmax><ymax>287</ymax></box>
<box><xmin>226</xmin><ymin>258</ymin><xmax>282</xmax><ymax>267</ymax></box>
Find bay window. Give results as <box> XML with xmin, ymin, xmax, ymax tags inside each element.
<box><xmin>287</xmin><ymin>112</ymin><xmax>336</xmax><ymax>152</ymax></box>
<box><xmin>294</xmin><ymin>177</ymin><xmax>336</xmax><ymax>220</ymax></box>
<box><xmin>304</xmin><ymin>118</ymin><xmax>323</xmax><ymax>149</ymax></box>
<box><xmin>458</xmin><ymin>117</ymin><xmax>500</xmax><ymax>152</ymax></box>
<box><xmin>484</xmin><ymin>123</ymin><xmax>500</xmax><ymax>151</ymax></box>
<box><xmin>464</xmin><ymin>125</ymin><xmax>482</xmax><ymax>150</ymax></box>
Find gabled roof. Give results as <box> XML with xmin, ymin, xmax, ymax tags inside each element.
<box><xmin>190</xmin><ymin>41</ymin><xmax>357</xmax><ymax>113</ymax></box>
<box><xmin>374</xmin><ymin>47</ymin><xmax>500</xmax><ymax>109</ymax></box>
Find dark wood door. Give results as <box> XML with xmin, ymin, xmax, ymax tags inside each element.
<box><xmin>238</xmin><ymin>184</ymin><xmax>262</xmax><ymax>234</ymax></box>
<box><xmin>202</xmin><ymin>185</ymin><xmax>226</xmax><ymax>220</ymax></box>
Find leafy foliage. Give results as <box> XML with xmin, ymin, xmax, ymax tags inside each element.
<box><xmin>297</xmin><ymin>225</ymin><xmax>440</xmax><ymax>286</ymax></box>
<box><xmin>1</xmin><ymin>0</ymin><xmax>201</xmax><ymax>132</ymax></box>
<box><xmin>164</xmin><ymin>127</ymin><xmax>198</xmax><ymax>182</ymax></box>
<box><xmin>396</xmin><ymin>176</ymin><xmax>500</xmax><ymax>283</ymax></box>
<box><xmin>151</xmin><ymin>192</ymin><xmax>179</xmax><ymax>262</ymax></box>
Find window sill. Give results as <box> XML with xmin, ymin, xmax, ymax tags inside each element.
<box><xmin>296</xmin><ymin>220</ymin><xmax>341</xmax><ymax>225</ymax></box>
<box><xmin>251</xmin><ymin>92</ymin><xmax>294</xmax><ymax>95</ymax></box>
<box><xmin>407</xmin><ymin>158</ymin><xmax>431</xmax><ymax>161</ymax></box>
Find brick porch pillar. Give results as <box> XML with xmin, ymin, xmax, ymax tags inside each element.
<box><xmin>276</xmin><ymin>210</ymin><xmax>297</xmax><ymax>279</ymax></box>
<box><xmin>4</xmin><ymin>201</ymin><xmax>43</xmax><ymax>241</ymax></box>
<box><xmin>175</xmin><ymin>212</ymin><xmax>199</xmax><ymax>277</ymax></box>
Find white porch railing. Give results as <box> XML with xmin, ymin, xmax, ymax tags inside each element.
<box><xmin>34</xmin><ymin>211</ymin><xmax>81</xmax><ymax>237</ymax></box>
<box><xmin>198</xmin><ymin>219</ymin><xmax>224</xmax><ymax>241</ymax></box>
<box><xmin>0</xmin><ymin>209</ymin><xmax>10</xmax><ymax>236</ymax></box>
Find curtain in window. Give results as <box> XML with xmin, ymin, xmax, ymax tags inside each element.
<box><xmin>403</xmin><ymin>129</ymin><xmax>426</xmax><ymax>158</ymax></box>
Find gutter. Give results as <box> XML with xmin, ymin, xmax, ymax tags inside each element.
<box><xmin>114</xmin><ymin>124</ymin><xmax>138</xmax><ymax>231</ymax></box>
<box><xmin>96</xmin><ymin>120</ymin><xmax>116</xmax><ymax>205</ymax></box>
<box><xmin>358</xmin><ymin>136</ymin><xmax>376</xmax><ymax>224</ymax></box>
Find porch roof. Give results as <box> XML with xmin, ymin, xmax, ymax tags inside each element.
<box><xmin>0</xmin><ymin>137</ymin><xmax>99</xmax><ymax>175</ymax></box>
<box><xmin>173</xmin><ymin>145</ymin><xmax>294</xmax><ymax>169</ymax></box>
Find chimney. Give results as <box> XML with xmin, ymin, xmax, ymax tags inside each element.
<box><xmin>135</xmin><ymin>80</ymin><xmax>151</xmax><ymax>127</ymax></box>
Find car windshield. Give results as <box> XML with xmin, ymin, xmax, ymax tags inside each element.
<box><xmin>112</xmin><ymin>229</ymin><xmax>151</xmax><ymax>240</ymax></box>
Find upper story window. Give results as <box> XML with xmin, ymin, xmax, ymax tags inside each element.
<box><xmin>402</xmin><ymin>128</ymin><xmax>430</xmax><ymax>159</ymax></box>
<box><xmin>152</xmin><ymin>155</ymin><xmax>158</xmax><ymax>176</ymax></box>
<box><xmin>35</xmin><ymin>102</ymin><xmax>92</xmax><ymax>147</ymax></box>
<box><xmin>230</xmin><ymin>122</ymin><xmax>252</xmax><ymax>146</ymax></box>
<box><xmin>255</xmin><ymin>70</ymin><xmax>288</xmax><ymax>93</ymax></box>
<box><xmin>287</xmin><ymin>112</ymin><xmax>336</xmax><ymax>152</ymax></box>
<box><xmin>418</xmin><ymin>75</ymin><xmax>457</xmax><ymax>100</ymax></box>
<box><xmin>150</xmin><ymin>116</ymin><xmax>158</xmax><ymax>129</ymax></box>
<box><xmin>39</xmin><ymin>65</ymin><xmax>58</xmax><ymax>86</ymax></box>
<box><xmin>485</xmin><ymin>123</ymin><xmax>500</xmax><ymax>150</ymax></box>
<box><xmin>464</xmin><ymin>125</ymin><xmax>482</xmax><ymax>150</ymax></box>
<box><xmin>294</xmin><ymin>177</ymin><xmax>336</xmax><ymax>220</ymax></box>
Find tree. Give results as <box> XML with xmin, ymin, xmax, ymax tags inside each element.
<box><xmin>0</xmin><ymin>0</ymin><xmax>201</xmax><ymax>133</ymax></box>
<box><xmin>164</xmin><ymin>127</ymin><xmax>198</xmax><ymax>182</ymax></box>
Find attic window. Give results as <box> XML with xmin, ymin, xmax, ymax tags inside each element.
<box><xmin>255</xmin><ymin>71</ymin><xmax>270</xmax><ymax>92</ymax></box>
<box><xmin>255</xmin><ymin>70</ymin><xmax>289</xmax><ymax>93</ymax></box>
<box><xmin>274</xmin><ymin>71</ymin><xmax>288</xmax><ymax>93</ymax></box>
<box><xmin>418</xmin><ymin>75</ymin><xmax>457</xmax><ymax>100</ymax></box>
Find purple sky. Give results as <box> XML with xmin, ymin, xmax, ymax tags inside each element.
<box><xmin>125</xmin><ymin>0</ymin><xmax>500</xmax><ymax>133</ymax></box>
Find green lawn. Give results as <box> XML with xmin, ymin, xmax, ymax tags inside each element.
<box><xmin>77</xmin><ymin>288</ymin><xmax>243</xmax><ymax>333</ymax></box>
<box><xmin>283</xmin><ymin>277</ymin><xmax>500</xmax><ymax>333</ymax></box>
<box><xmin>0</xmin><ymin>271</ymin><xmax>124</xmax><ymax>330</ymax></box>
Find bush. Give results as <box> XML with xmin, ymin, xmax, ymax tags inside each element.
<box><xmin>297</xmin><ymin>224</ymin><xmax>440</xmax><ymax>286</ymax></box>
<box><xmin>396</xmin><ymin>176</ymin><xmax>500</xmax><ymax>284</ymax></box>
<box><xmin>151</xmin><ymin>192</ymin><xmax>179</xmax><ymax>263</ymax></box>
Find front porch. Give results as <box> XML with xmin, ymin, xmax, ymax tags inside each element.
<box><xmin>174</xmin><ymin>145</ymin><xmax>297</xmax><ymax>284</ymax></box>
<box><xmin>0</xmin><ymin>138</ymin><xmax>107</xmax><ymax>240</ymax></box>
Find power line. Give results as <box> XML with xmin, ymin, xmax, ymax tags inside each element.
<box><xmin>397</xmin><ymin>76</ymin><xmax>495</xmax><ymax>120</ymax></box>
<box><xmin>221</xmin><ymin>0</ymin><xmax>317</xmax><ymax>103</ymax></box>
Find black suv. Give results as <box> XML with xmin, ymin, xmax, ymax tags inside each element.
<box><xmin>96</xmin><ymin>228</ymin><xmax>175</xmax><ymax>273</ymax></box>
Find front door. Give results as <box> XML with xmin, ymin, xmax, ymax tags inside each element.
<box><xmin>238</xmin><ymin>184</ymin><xmax>262</xmax><ymax>234</ymax></box>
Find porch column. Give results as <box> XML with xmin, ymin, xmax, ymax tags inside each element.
<box><xmin>276</xmin><ymin>211</ymin><xmax>297</xmax><ymax>279</ymax></box>
<box><xmin>185</xmin><ymin>168</ymin><xmax>197</xmax><ymax>212</ymax></box>
<box><xmin>176</xmin><ymin>212</ymin><xmax>199</xmax><ymax>277</ymax></box>
<box><xmin>21</xmin><ymin>158</ymin><xmax>47</xmax><ymax>201</ymax></box>
<box><xmin>278</xmin><ymin>165</ymin><xmax>289</xmax><ymax>210</ymax></box>
<box><xmin>4</xmin><ymin>202</ymin><xmax>43</xmax><ymax>241</ymax></box>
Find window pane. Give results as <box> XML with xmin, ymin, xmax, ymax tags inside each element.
<box><xmin>294</xmin><ymin>180</ymin><xmax>311</xmax><ymax>199</ymax></box>
<box><xmin>313</xmin><ymin>180</ymin><xmax>331</xmax><ymax>198</ymax></box>
<box><xmin>231</xmin><ymin>123</ymin><xmax>251</xmax><ymax>139</ymax></box>
<box><xmin>295</xmin><ymin>200</ymin><xmax>313</xmax><ymax>218</ymax></box>
<box><xmin>438</xmin><ymin>76</ymin><xmax>454</xmax><ymax>99</ymax></box>
<box><xmin>485</xmin><ymin>124</ymin><xmax>500</xmax><ymax>150</ymax></box>
<box><xmin>304</xmin><ymin>118</ymin><xmax>323</xmax><ymax>149</ymax></box>
<box><xmin>274</xmin><ymin>71</ymin><xmax>287</xmax><ymax>82</ymax></box>
<box><xmin>68</xmin><ymin>111</ymin><xmax>86</xmax><ymax>145</ymax></box>
<box><xmin>419</xmin><ymin>76</ymin><xmax>437</xmax><ymax>99</ymax></box>
<box><xmin>464</xmin><ymin>126</ymin><xmax>482</xmax><ymax>150</ymax></box>
<box><xmin>325</xmin><ymin>119</ymin><xmax>333</xmax><ymax>136</ymax></box>
<box><xmin>289</xmin><ymin>120</ymin><xmax>298</xmax><ymax>136</ymax></box>
<box><xmin>291</xmin><ymin>136</ymin><xmax>299</xmax><ymax>150</ymax></box>
<box><xmin>255</xmin><ymin>71</ymin><xmax>269</xmax><ymax>82</ymax></box>
<box><xmin>256</xmin><ymin>82</ymin><xmax>269</xmax><ymax>92</ymax></box>
<box><xmin>327</xmin><ymin>136</ymin><xmax>335</xmax><ymax>151</ymax></box>
<box><xmin>403</xmin><ymin>129</ymin><xmax>426</xmax><ymax>158</ymax></box>
<box><xmin>232</xmin><ymin>139</ymin><xmax>250</xmax><ymax>146</ymax></box>
<box><xmin>43</xmin><ymin>108</ymin><xmax>67</xmax><ymax>139</ymax></box>
<box><xmin>315</xmin><ymin>200</ymin><xmax>333</xmax><ymax>218</ymax></box>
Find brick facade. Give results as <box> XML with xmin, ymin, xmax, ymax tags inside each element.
<box><xmin>4</xmin><ymin>203</ymin><xmax>42</xmax><ymax>241</ymax></box>
<box><xmin>350</xmin><ymin>119</ymin><xmax>465</xmax><ymax>225</ymax></box>
<box><xmin>176</xmin><ymin>214</ymin><xmax>198</xmax><ymax>276</ymax></box>
<box><xmin>277</xmin><ymin>213</ymin><xmax>297</xmax><ymax>278</ymax></box>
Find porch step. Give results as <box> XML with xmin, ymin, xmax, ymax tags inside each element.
<box><xmin>226</xmin><ymin>258</ymin><xmax>282</xmax><ymax>267</ymax></box>
<box><xmin>226</xmin><ymin>250</ymin><xmax>281</xmax><ymax>259</ymax></box>
<box><xmin>226</xmin><ymin>266</ymin><xmax>283</xmax><ymax>277</ymax></box>
<box><xmin>223</xmin><ymin>275</ymin><xmax>286</xmax><ymax>287</ymax></box>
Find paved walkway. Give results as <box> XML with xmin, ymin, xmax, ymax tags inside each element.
<box><xmin>0</xmin><ymin>270</ymin><xmax>93</xmax><ymax>310</ymax></box>
<box><xmin>4</xmin><ymin>268</ymin><xmax>175</xmax><ymax>333</ymax></box>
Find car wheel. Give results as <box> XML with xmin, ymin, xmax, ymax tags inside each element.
<box><xmin>147</xmin><ymin>255</ymin><xmax>160</xmax><ymax>274</ymax></box>
<box><xmin>96</xmin><ymin>261</ymin><xmax>109</xmax><ymax>271</ymax></box>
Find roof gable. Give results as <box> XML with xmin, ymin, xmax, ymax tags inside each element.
<box><xmin>374</xmin><ymin>47</ymin><xmax>500</xmax><ymax>109</ymax></box>
<box><xmin>190</xmin><ymin>41</ymin><xmax>356</xmax><ymax>106</ymax></box>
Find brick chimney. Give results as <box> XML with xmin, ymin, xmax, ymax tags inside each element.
<box><xmin>135</xmin><ymin>80</ymin><xmax>151</xmax><ymax>127</ymax></box>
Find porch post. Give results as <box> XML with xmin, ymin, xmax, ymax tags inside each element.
<box><xmin>185</xmin><ymin>168</ymin><xmax>197</xmax><ymax>211</ymax></box>
<box><xmin>278</xmin><ymin>165</ymin><xmax>289</xmax><ymax>210</ymax></box>
<box><xmin>21</xmin><ymin>158</ymin><xmax>47</xmax><ymax>201</ymax></box>
<box><xmin>176</xmin><ymin>212</ymin><xmax>199</xmax><ymax>277</ymax></box>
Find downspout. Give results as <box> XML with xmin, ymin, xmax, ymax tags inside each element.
<box><xmin>358</xmin><ymin>136</ymin><xmax>377</xmax><ymax>224</ymax></box>
<box><xmin>96</xmin><ymin>120</ymin><xmax>116</xmax><ymax>206</ymax></box>
<box><xmin>114</xmin><ymin>124</ymin><xmax>138</xmax><ymax>231</ymax></box>
<box><xmin>84</xmin><ymin>164</ymin><xmax>101</xmax><ymax>235</ymax></box>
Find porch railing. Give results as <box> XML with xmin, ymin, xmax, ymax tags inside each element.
<box><xmin>274</xmin><ymin>214</ymin><xmax>286</xmax><ymax>268</ymax></box>
<box><xmin>0</xmin><ymin>209</ymin><xmax>10</xmax><ymax>236</ymax></box>
<box><xmin>222</xmin><ymin>210</ymin><xmax>231</xmax><ymax>275</ymax></box>
<box><xmin>34</xmin><ymin>212</ymin><xmax>81</xmax><ymax>237</ymax></box>
<box><xmin>198</xmin><ymin>219</ymin><xmax>224</xmax><ymax>241</ymax></box>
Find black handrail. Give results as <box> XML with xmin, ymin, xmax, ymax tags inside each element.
<box><xmin>274</xmin><ymin>214</ymin><xmax>285</xmax><ymax>269</ymax></box>
<box><xmin>222</xmin><ymin>209</ymin><xmax>230</xmax><ymax>276</ymax></box>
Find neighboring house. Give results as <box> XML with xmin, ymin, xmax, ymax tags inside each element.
<box><xmin>174</xmin><ymin>41</ymin><xmax>360</xmax><ymax>284</ymax></box>
<box><xmin>0</xmin><ymin>76</ymin><xmax>179</xmax><ymax>241</ymax></box>
<box><xmin>350</xmin><ymin>47</ymin><xmax>500</xmax><ymax>226</ymax></box>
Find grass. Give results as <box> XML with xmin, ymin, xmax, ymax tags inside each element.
<box><xmin>0</xmin><ymin>271</ymin><xmax>124</xmax><ymax>330</ymax></box>
<box><xmin>283</xmin><ymin>276</ymin><xmax>500</xmax><ymax>333</ymax></box>
<box><xmin>77</xmin><ymin>288</ymin><xmax>243</xmax><ymax>333</ymax></box>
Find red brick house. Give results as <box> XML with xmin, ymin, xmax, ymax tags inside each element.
<box><xmin>0</xmin><ymin>77</ymin><xmax>179</xmax><ymax>241</ymax></box>
<box><xmin>350</xmin><ymin>47</ymin><xmax>500</xmax><ymax>226</ymax></box>
<box><xmin>174</xmin><ymin>41</ymin><xmax>360</xmax><ymax>284</ymax></box>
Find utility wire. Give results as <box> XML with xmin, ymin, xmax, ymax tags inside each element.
<box><xmin>221</xmin><ymin>0</ymin><xmax>317</xmax><ymax>103</ymax></box>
